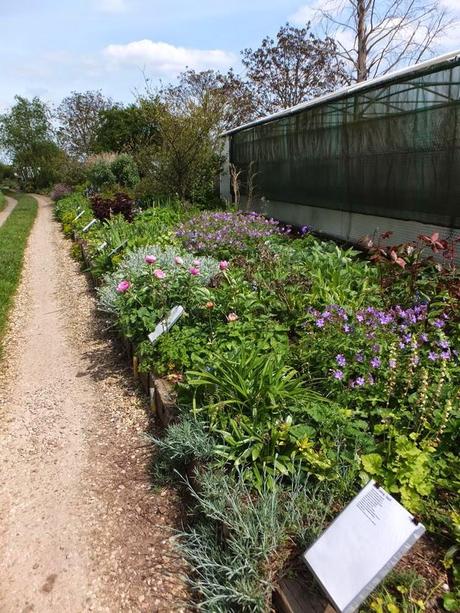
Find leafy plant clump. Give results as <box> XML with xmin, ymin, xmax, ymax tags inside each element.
<box><xmin>176</xmin><ymin>210</ymin><xmax>287</xmax><ymax>258</ymax></box>
<box><xmin>91</xmin><ymin>192</ymin><xmax>134</xmax><ymax>221</ymax></box>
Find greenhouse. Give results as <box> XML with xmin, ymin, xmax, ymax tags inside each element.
<box><xmin>221</xmin><ymin>50</ymin><xmax>460</xmax><ymax>246</ymax></box>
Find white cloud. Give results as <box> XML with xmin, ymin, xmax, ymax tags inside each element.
<box><xmin>103</xmin><ymin>39</ymin><xmax>235</xmax><ymax>75</ymax></box>
<box><xmin>95</xmin><ymin>0</ymin><xmax>127</xmax><ymax>13</ymax></box>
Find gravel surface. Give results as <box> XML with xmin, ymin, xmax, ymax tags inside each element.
<box><xmin>0</xmin><ymin>195</ymin><xmax>17</xmax><ymax>227</ymax></box>
<box><xmin>0</xmin><ymin>195</ymin><xmax>190</xmax><ymax>612</ymax></box>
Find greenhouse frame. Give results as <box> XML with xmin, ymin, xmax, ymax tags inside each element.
<box><xmin>220</xmin><ymin>51</ymin><xmax>460</xmax><ymax>247</ymax></box>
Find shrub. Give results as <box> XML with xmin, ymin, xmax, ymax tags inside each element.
<box><xmin>110</xmin><ymin>153</ymin><xmax>140</xmax><ymax>188</ymax></box>
<box><xmin>90</xmin><ymin>192</ymin><xmax>134</xmax><ymax>221</ymax></box>
<box><xmin>87</xmin><ymin>160</ymin><xmax>116</xmax><ymax>190</ymax></box>
<box><xmin>49</xmin><ymin>183</ymin><xmax>72</xmax><ymax>201</ymax></box>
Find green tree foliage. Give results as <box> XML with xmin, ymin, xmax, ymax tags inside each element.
<box><xmin>94</xmin><ymin>104</ymin><xmax>159</xmax><ymax>154</ymax></box>
<box><xmin>0</xmin><ymin>96</ymin><xmax>63</xmax><ymax>189</ymax></box>
<box><xmin>110</xmin><ymin>153</ymin><xmax>140</xmax><ymax>188</ymax></box>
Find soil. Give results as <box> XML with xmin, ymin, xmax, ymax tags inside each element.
<box><xmin>0</xmin><ymin>195</ymin><xmax>190</xmax><ymax>612</ymax></box>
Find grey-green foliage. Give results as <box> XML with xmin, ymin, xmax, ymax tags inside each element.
<box><xmin>87</xmin><ymin>160</ymin><xmax>116</xmax><ymax>189</ymax></box>
<box><xmin>149</xmin><ymin>414</ymin><xmax>215</xmax><ymax>482</ymax></box>
<box><xmin>178</xmin><ymin>469</ymin><xmax>334</xmax><ymax>612</ymax></box>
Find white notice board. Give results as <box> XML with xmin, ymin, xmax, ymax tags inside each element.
<box><xmin>303</xmin><ymin>480</ymin><xmax>425</xmax><ymax>613</ymax></box>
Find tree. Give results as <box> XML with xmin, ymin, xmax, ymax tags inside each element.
<box><xmin>138</xmin><ymin>95</ymin><xmax>222</xmax><ymax>203</ymax></box>
<box><xmin>94</xmin><ymin>104</ymin><xmax>160</xmax><ymax>154</ymax></box>
<box><xmin>241</xmin><ymin>23</ymin><xmax>349</xmax><ymax>115</ymax></box>
<box><xmin>317</xmin><ymin>0</ymin><xmax>453</xmax><ymax>82</ymax></box>
<box><xmin>56</xmin><ymin>90</ymin><xmax>113</xmax><ymax>159</ymax></box>
<box><xmin>0</xmin><ymin>96</ymin><xmax>63</xmax><ymax>189</ymax></box>
<box><xmin>161</xmin><ymin>69</ymin><xmax>256</xmax><ymax>131</ymax></box>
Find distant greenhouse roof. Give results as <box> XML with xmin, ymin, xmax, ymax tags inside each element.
<box><xmin>221</xmin><ymin>49</ymin><xmax>460</xmax><ymax>136</ymax></box>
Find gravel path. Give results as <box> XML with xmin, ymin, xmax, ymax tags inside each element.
<box><xmin>0</xmin><ymin>195</ymin><xmax>189</xmax><ymax>612</ymax></box>
<box><xmin>0</xmin><ymin>195</ymin><xmax>17</xmax><ymax>227</ymax></box>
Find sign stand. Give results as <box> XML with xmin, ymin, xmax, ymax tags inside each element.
<box><xmin>148</xmin><ymin>305</ymin><xmax>184</xmax><ymax>345</ymax></box>
<box><xmin>302</xmin><ymin>480</ymin><xmax>425</xmax><ymax>613</ymax></box>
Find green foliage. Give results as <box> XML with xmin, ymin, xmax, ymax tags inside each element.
<box><xmin>87</xmin><ymin>159</ymin><xmax>116</xmax><ymax>190</ymax></box>
<box><xmin>0</xmin><ymin>96</ymin><xmax>63</xmax><ymax>189</ymax></box>
<box><xmin>110</xmin><ymin>153</ymin><xmax>139</xmax><ymax>188</ymax></box>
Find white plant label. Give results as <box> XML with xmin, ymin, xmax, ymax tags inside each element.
<box><xmin>74</xmin><ymin>210</ymin><xmax>85</xmax><ymax>221</ymax></box>
<box><xmin>82</xmin><ymin>219</ymin><xmax>97</xmax><ymax>233</ymax></box>
<box><xmin>303</xmin><ymin>480</ymin><xmax>425</xmax><ymax>613</ymax></box>
<box><xmin>107</xmin><ymin>240</ymin><xmax>127</xmax><ymax>257</ymax></box>
<box><xmin>148</xmin><ymin>305</ymin><xmax>184</xmax><ymax>345</ymax></box>
<box><xmin>97</xmin><ymin>241</ymin><xmax>108</xmax><ymax>252</ymax></box>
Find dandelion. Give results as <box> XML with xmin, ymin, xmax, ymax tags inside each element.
<box><xmin>116</xmin><ymin>280</ymin><xmax>130</xmax><ymax>293</ymax></box>
<box><xmin>153</xmin><ymin>269</ymin><xmax>166</xmax><ymax>279</ymax></box>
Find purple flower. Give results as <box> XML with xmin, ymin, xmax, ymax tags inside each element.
<box><xmin>315</xmin><ymin>319</ymin><xmax>325</xmax><ymax>328</ymax></box>
<box><xmin>419</xmin><ymin>333</ymin><xmax>429</xmax><ymax>343</ymax></box>
<box><xmin>440</xmin><ymin>351</ymin><xmax>451</xmax><ymax>360</ymax></box>
<box><xmin>370</xmin><ymin>357</ymin><xmax>381</xmax><ymax>369</ymax></box>
<box><xmin>428</xmin><ymin>351</ymin><xmax>438</xmax><ymax>361</ymax></box>
<box><xmin>336</xmin><ymin>354</ymin><xmax>346</xmax><ymax>367</ymax></box>
<box><xmin>355</xmin><ymin>352</ymin><xmax>364</xmax><ymax>363</ymax></box>
<box><xmin>332</xmin><ymin>370</ymin><xmax>344</xmax><ymax>380</ymax></box>
<box><xmin>343</xmin><ymin>324</ymin><xmax>351</xmax><ymax>333</ymax></box>
<box><xmin>433</xmin><ymin>319</ymin><xmax>445</xmax><ymax>329</ymax></box>
<box><xmin>438</xmin><ymin>339</ymin><xmax>450</xmax><ymax>349</ymax></box>
<box><xmin>389</xmin><ymin>358</ymin><xmax>397</xmax><ymax>369</ymax></box>
<box><xmin>355</xmin><ymin>376</ymin><xmax>365</xmax><ymax>387</ymax></box>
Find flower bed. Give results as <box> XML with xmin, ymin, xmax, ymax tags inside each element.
<box><xmin>55</xmin><ymin>192</ymin><xmax>460</xmax><ymax>613</ymax></box>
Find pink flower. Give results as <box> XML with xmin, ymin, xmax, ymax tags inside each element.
<box><xmin>226</xmin><ymin>312</ymin><xmax>238</xmax><ymax>322</ymax></box>
<box><xmin>116</xmin><ymin>280</ymin><xmax>131</xmax><ymax>293</ymax></box>
<box><xmin>193</xmin><ymin>259</ymin><xmax>201</xmax><ymax>266</ymax></box>
<box><xmin>189</xmin><ymin>267</ymin><xmax>200</xmax><ymax>276</ymax></box>
<box><xmin>153</xmin><ymin>269</ymin><xmax>166</xmax><ymax>279</ymax></box>
<box><xmin>219</xmin><ymin>260</ymin><xmax>229</xmax><ymax>270</ymax></box>
<box><xmin>174</xmin><ymin>256</ymin><xmax>184</xmax><ymax>265</ymax></box>
<box><xmin>145</xmin><ymin>255</ymin><xmax>157</xmax><ymax>264</ymax></box>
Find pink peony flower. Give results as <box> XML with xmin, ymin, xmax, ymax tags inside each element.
<box><xmin>189</xmin><ymin>267</ymin><xmax>200</xmax><ymax>276</ymax></box>
<box><xmin>153</xmin><ymin>269</ymin><xmax>166</xmax><ymax>279</ymax></box>
<box><xmin>145</xmin><ymin>255</ymin><xmax>157</xmax><ymax>264</ymax></box>
<box><xmin>226</xmin><ymin>312</ymin><xmax>238</xmax><ymax>322</ymax></box>
<box><xmin>116</xmin><ymin>280</ymin><xmax>131</xmax><ymax>293</ymax></box>
<box><xmin>219</xmin><ymin>260</ymin><xmax>229</xmax><ymax>270</ymax></box>
<box><xmin>174</xmin><ymin>256</ymin><xmax>184</xmax><ymax>265</ymax></box>
<box><xmin>193</xmin><ymin>259</ymin><xmax>201</xmax><ymax>266</ymax></box>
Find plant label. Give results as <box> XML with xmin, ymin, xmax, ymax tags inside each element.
<box><xmin>97</xmin><ymin>241</ymin><xmax>108</xmax><ymax>252</ymax></box>
<box><xmin>148</xmin><ymin>305</ymin><xmax>184</xmax><ymax>345</ymax></box>
<box><xmin>107</xmin><ymin>240</ymin><xmax>128</xmax><ymax>257</ymax></box>
<box><xmin>74</xmin><ymin>210</ymin><xmax>85</xmax><ymax>221</ymax></box>
<box><xmin>303</xmin><ymin>480</ymin><xmax>425</xmax><ymax>613</ymax></box>
<box><xmin>82</xmin><ymin>219</ymin><xmax>97</xmax><ymax>233</ymax></box>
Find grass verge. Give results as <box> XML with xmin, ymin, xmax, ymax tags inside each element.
<box><xmin>0</xmin><ymin>193</ymin><xmax>38</xmax><ymax>350</ymax></box>
<box><xmin>0</xmin><ymin>190</ymin><xmax>5</xmax><ymax>212</ymax></box>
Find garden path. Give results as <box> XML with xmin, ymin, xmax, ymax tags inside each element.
<box><xmin>0</xmin><ymin>195</ymin><xmax>17</xmax><ymax>227</ymax></box>
<box><xmin>0</xmin><ymin>195</ymin><xmax>188</xmax><ymax>612</ymax></box>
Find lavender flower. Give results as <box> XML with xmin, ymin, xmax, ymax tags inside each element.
<box><xmin>336</xmin><ymin>354</ymin><xmax>346</xmax><ymax>367</ymax></box>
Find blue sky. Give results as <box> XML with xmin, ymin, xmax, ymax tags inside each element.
<box><xmin>1</xmin><ymin>0</ymin><xmax>459</xmax><ymax>110</ymax></box>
